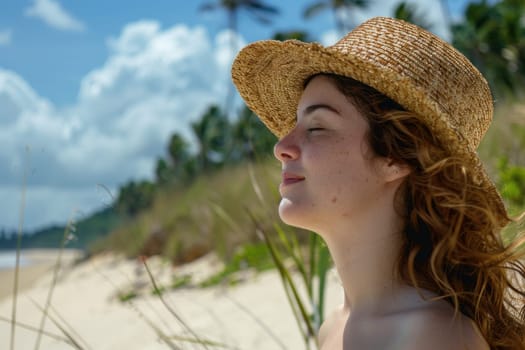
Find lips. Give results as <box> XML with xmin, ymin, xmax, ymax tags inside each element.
<box><xmin>281</xmin><ymin>172</ymin><xmax>305</xmax><ymax>186</ymax></box>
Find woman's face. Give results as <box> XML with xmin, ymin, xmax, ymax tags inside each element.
<box><xmin>274</xmin><ymin>75</ymin><xmax>391</xmax><ymax>232</ymax></box>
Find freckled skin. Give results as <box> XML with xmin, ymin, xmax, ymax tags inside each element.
<box><xmin>274</xmin><ymin>75</ymin><xmax>387</xmax><ymax>233</ymax></box>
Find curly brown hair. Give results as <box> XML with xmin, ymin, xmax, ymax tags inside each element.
<box><xmin>314</xmin><ymin>73</ymin><xmax>525</xmax><ymax>349</ymax></box>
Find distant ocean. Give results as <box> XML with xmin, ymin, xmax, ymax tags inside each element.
<box><xmin>0</xmin><ymin>251</ymin><xmax>29</xmax><ymax>270</ymax></box>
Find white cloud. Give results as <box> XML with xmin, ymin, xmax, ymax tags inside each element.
<box><xmin>0</xmin><ymin>22</ymin><xmax>244</xmax><ymax>230</ymax></box>
<box><xmin>329</xmin><ymin>0</ymin><xmax>450</xmax><ymax>41</ymax></box>
<box><xmin>320</xmin><ymin>30</ymin><xmax>339</xmax><ymax>46</ymax></box>
<box><xmin>0</xmin><ymin>29</ymin><xmax>12</xmax><ymax>46</ymax></box>
<box><xmin>25</xmin><ymin>0</ymin><xmax>85</xmax><ymax>32</ymax></box>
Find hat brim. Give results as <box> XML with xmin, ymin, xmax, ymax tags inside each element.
<box><xmin>231</xmin><ymin>39</ymin><xmax>509</xmax><ymax>226</ymax></box>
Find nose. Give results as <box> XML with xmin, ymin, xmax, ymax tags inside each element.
<box><xmin>274</xmin><ymin>129</ymin><xmax>300</xmax><ymax>162</ymax></box>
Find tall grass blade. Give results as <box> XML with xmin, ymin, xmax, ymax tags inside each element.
<box><xmin>246</xmin><ymin>156</ymin><xmax>330</xmax><ymax>348</ymax></box>
<box><xmin>11</xmin><ymin>147</ymin><xmax>30</xmax><ymax>350</ymax></box>
<box><xmin>261</xmin><ymin>235</ymin><xmax>309</xmax><ymax>348</ymax></box>
<box><xmin>94</xmin><ymin>260</ymin><xmax>182</xmax><ymax>337</ymax></box>
<box><xmin>258</xmin><ymin>225</ymin><xmax>316</xmax><ymax>348</ymax></box>
<box><xmin>33</xmin><ymin>216</ymin><xmax>76</xmax><ymax>350</ymax></box>
<box><xmin>125</xmin><ymin>301</ymin><xmax>182</xmax><ymax>350</ymax></box>
<box><xmin>224</xmin><ymin>294</ymin><xmax>287</xmax><ymax>350</ymax></box>
<box><xmin>308</xmin><ymin>234</ymin><xmax>318</xmax><ymax>299</ymax></box>
<box><xmin>209</xmin><ymin>201</ymin><xmax>242</xmax><ymax>234</ymax></box>
<box><xmin>126</xmin><ymin>296</ymin><xmax>234</xmax><ymax>350</ymax></box>
<box><xmin>247</xmin><ymin>163</ymin><xmax>266</xmax><ymax>206</ymax></box>
<box><xmin>167</xmin><ymin>335</ymin><xmax>238</xmax><ymax>349</ymax></box>
<box><xmin>49</xmin><ymin>304</ymin><xmax>92</xmax><ymax>350</ymax></box>
<box><xmin>30</xmin><ymin>298</ymin><xmax>85</xmax><ymax>350</ymax></box>
<box><xmin>141</xmin><ymin>258</ymin><xmax>210</xmax><ymax>350</ymax></box>
<box><xmin>0</xmin><ymin>316</ymin><xmax>73</xmax><ymax>345</ymax></box>
<box><xmin>90</xmin><ymin>261</ymin><xmax>186</xmax><ymax>349</ymax></box>
<box><xmin>273</xmin><ymin>223</ymin><xmax>310</xmax><ymax>292</ymax></box>
<box><xmin>247</xmin><ymin>211</ymin><xmax>316</xmax><ymax>349</ymax></box>
<box><xmin>314</xmin><ymin>241</ymin><xmax>330</xmax><ymax>330</ymax></box>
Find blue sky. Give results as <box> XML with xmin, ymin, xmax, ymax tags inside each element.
<box><xmin>0</xmin><ymin>0</ymin><xmax>472</xmax><ymax>231</ymax></box>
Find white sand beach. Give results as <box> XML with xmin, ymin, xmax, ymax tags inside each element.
<box><xmin>0</xmin><ymin>250</ymin><xmax>343</xmax><ymax>350</ymax></box>
<box><xmin>0</xmin><ymin>249</ymin><xmax>83</xmax><ymax>301</ymax></box>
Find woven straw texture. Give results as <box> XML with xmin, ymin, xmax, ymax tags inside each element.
<box><xmin>231</xmin><ymin>16</ymin><xmax>508</xmax><ymax>225</ymax></box>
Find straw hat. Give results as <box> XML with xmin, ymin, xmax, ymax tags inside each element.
<box><xmin>231</xmin><ymin>16</ymin><xmax>508</xmax><ymax>226</ymax></box>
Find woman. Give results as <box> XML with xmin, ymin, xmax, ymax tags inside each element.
<box><xmin>231</xmin><ymin>17</ymin><xmax>525</xmax><ymax>349</ymax></box>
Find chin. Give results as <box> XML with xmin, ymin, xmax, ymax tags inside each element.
<box><xmin>278</xmin><ymin>198</ymin><xmax>316</xmax><ymax>231</ymax></box>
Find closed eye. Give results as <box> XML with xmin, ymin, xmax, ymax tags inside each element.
<box><xmin>308</xmin><ymin>127</ymin><xmax>325</xmax><ymax>132</ymax></box>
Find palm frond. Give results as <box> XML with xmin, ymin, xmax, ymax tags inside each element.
<box><xmin>303</xmin><ymin>2</ymin><xmax>329</xmax><ymax>19</ymax></box>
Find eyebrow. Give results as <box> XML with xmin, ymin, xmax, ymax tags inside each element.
<box><xmin>299</xmin><ymin>103</ymin><xmax>340</xmax><ymax>119</ymax></box>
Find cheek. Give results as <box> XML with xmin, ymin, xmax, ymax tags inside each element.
<box><xmin>326</xmin><ymin>149</ymin><xmax>376</xmax><ymax>192</ymax></box>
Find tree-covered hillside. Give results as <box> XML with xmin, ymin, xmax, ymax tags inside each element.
<box><xmin>0</xmin><ymin>207</ymin><xmax>122</xmax><ymax>251</ymax></box>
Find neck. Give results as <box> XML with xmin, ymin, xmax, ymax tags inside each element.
<box><xmin>319</xmin><ymin>194</ymin><xmax>406</xmax><ymax>315</ymax></box>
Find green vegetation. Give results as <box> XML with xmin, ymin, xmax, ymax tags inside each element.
<box><xmin>117</xmin><ymin>291</ymin><xmax>138</xmax><ymax>302</ymax></box>
<box><xmin>452</xmin><ymin>0</ymin><xmax>525</xmax><ymax>99</ymax></box>
<box><xmin>116</xmin><ymin>181</ymin><xmax>156</xmax><ymax>216</ymax></box>
<box><xmin>92</xmin><ymin>159</ymin><xmax>282</xmax><ymax>262</ymax></box>
<box><xmin>171</xmin><ymin>274</ymin><xmax>193</xmax><ymax>289</ymax></box>
<box><xmin>0</xmin><ymin>206</ymin><xmax>122</xmax><ymax>251</ymax></box>
<box><xmin>200</xmin><ymin>243</ymin><xmax>276</xmax><ymax>287</ymax></box>
<box><xmin>6</xmin><ymin>2</ymin><xmax>525</xmax><ymax>349</ymax></box>
<box><xmin>256</xmin><ymin>220</ymin><xmax>331</xmax><ymax>349</ymax></box>
<box><xmin>393</xmin><ymin>2</ymin><xmax>432</xmax><ymax>29</ymax></box>
<box><xmin>303</xmin><ymin>0</ymin><xmax>370</xmax><ymax>34</ymax></box>
<box><xmin>498</xmin><ymin>157</ymin><xmax>525</xmax><ymax>209</ymax></box>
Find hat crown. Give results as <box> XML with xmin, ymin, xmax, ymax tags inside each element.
<box><xmin>329</xmin><ymin>17</ymin><xmax>493</xmax><ymax>150</ymax></box>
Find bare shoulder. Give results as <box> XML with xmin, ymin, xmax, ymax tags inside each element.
<box><xmin>319</xmin><ymin>297</ymin><xmax>489</xmax><ymax>350</ymax></box>
<box><xmin>318</xmin><ymin>309</ymin><xmax>336</xmax><ymax>346</ymax></box>
<box><xmin>396</xmin><ymin>304</ymin><xmax>489</xmax><ymax>350</ymax></box>
<box><xmin>319</xmin><ymin>305</ymin><xmax>347</xmax><ymax>348</ymax></box>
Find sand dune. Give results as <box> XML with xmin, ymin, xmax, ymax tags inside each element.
<box><xmin>0</xmin><ymin>251</ymin><xmax>342</xmax><ymax>350</ymax></box>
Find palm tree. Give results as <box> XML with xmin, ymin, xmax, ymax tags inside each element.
<box><xmin>200</xmin><ymin>0</ymin><xmax>279</xmax><ymax>34</ymax></box>
<box><xmin>199</xmin><ymin>1</ymin><xmax>279</xmax><ymax>115</ymax></box>
<box><xmin>393</xmin><ymin>2</ymin><xmax>432</xmax><ymax>30</ymax></box>
<box><xmin>231</xmin><ymin>106</ymin><xmax>276</xmax><ymax>161</ymax></box>
<box><xmin>452</xmin><ymin>0</ymin><xmax>525</xmax><ymax>98</ymax></box>
<box><xmin>155</xmin><ymin>158</ymin><xmax>170</xmax><ymax>185</ymax></box>
<box><xmin>168</xmin><ymin>133</ymin><xmax>190</xmax><ymax>168</ymax></box>
<box><xmin>191</xmin><ymin>105</ymin><xmax>230</xmax><ymax>170</ymax></box>
<box><xmin>272</xmin><ymin>30</ymin><xmax>312</xmax><ymax>42</ymax></box>
<box><xmin>156</xmin><ymin>132</ymin><xmax>192</xmax><ymax>184</ymax></box>
<box><xmin>116</xmin><ymin>180</ymin><xmax>156</xmax><ymax>216</ymax></box>
<box><xmin>303</xmin><ymin>0</ymin><xmax>370</xmax><ymax>35</ymax></box>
